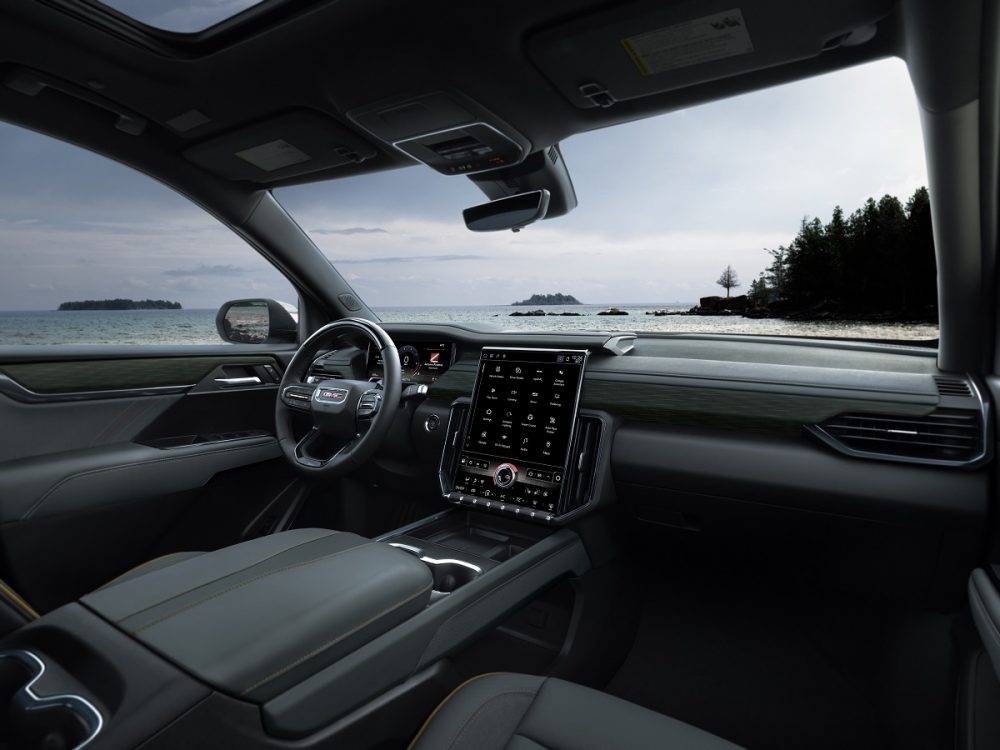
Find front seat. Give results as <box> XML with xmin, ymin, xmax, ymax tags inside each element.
<box><xmin>409</xmin><ymin>672</ymin><xmax>743</xmax><ymax>750</ymax></box>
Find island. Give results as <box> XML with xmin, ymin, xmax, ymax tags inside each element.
<box><xmin>511</xmin><ymin>293</ymin><xmax>581</xmax><ymax>306</ymax></box>
<box><xmin>58</xmin><ymin>298</ymin><xmax>182</xmax><ymax>311</ymax></box>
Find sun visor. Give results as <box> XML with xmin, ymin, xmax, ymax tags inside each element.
<box><xmin>527</xmin><ymin>0</ymin><xmax>891</xmax><ymax>109</ymax></box>
<box><xmin>183</xmin><ymin>110</ymin><xmax>378</xmax><ymax>183</ymax></box>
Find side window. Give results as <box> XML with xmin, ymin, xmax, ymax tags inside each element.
<box><xmin>0</xmin><ymin>122</ymin><xmax>297</xmax><ymax>345</ymax></box>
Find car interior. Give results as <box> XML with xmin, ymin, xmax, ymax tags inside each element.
<box><xmin>1</xmin><ymin>0</ymin><xmax>999</xmax><ymax>748</ymax></box>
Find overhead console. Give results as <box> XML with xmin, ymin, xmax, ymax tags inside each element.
<box><xmin>348</xmin><ymin>92</ymin><xmax>529</xmax><ymax>175</ymax></box>
<box><xmin>439</xmin><ymin>347</ymin><xmax>610</xmax><ymax>524</ymax></box>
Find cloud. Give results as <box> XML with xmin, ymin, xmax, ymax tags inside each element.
<box><xmin>310</xmin><ymin>227</ymin><xmax>388</xmax><ymax>236</ymax></box>
<box><xmin>332</xmin><ymin>254</ymin><xmax>487</xmax><ymax>264</ymax></box>
<box><xmin>163</xmin><ymin>264</ymin><xmax>244</xmax><ymax>277</ymax></box>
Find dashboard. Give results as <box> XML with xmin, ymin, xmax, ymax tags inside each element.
<box><xmin>367</xmin><ymin>341</ymin><xmax>455</xmax><ymax>384</ymax></box>
<box><xmin>304</xmin><ymin>322</ymin><xmax>988</xmax><ymax>610</ymax></box>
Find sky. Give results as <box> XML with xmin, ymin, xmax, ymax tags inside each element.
<box><xmin>0</xmin><ymin>58</ymin><xmax>928</xmax><ymax>311</ymax></box>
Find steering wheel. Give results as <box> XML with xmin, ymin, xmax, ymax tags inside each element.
<box><xmin>275</xmin><ymin>318</ymin><xmax>401</xmax><ymax>477</ymax></box>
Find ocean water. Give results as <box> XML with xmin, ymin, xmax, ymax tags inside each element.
<box><xmin>0</xmin><ymin>305</ymin><xmax>939</xmax><ymax>346</ymax></box>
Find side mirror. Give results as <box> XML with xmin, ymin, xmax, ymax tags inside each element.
<box><xmin>463</xmin><ymin>190</ymin><xmax>550</xmax><ymax>232</ymax></box>
<box><xmin>216</xmin><ymin>299</ymin><xmax>298</xmax><ymax>344</ymax></box>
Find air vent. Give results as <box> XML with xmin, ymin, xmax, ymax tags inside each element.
<box><xmin>810</xmin><ymin>409</ymin><xmax>985</xmax><ymax>466</ymax></box>
<box><xmin>934</xmin><ymin>376</ymin><xmax>973</xmax><ymax>398</ymax></box>
<box><xmin>562</xmin><ymin>416</ymin><xmax>603</xmax><ymax>515</ymax></box>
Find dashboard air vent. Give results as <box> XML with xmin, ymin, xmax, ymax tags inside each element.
<box><xmin>811</xmin><ymin>408</ymin><xmax>985</xmax><ymax>466</ymax></box>
<box><xmin>934</xmin><ymin>376</ymin><xmax>973</xmax><ymax>398</ymax></box>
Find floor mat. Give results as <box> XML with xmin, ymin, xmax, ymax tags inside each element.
<box><xmin>605</xmin><ymin>564</ymin><xmax>887</xmax><ymax>750</ymax></box>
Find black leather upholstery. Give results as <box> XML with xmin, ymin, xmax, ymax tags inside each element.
<box><xmin>0</xmin><ymin>554</ymin><xmax>199</xmax><ymax>635</ymax></box>
<box><xmin>97</xmin><ymin>551</ymin><xmax>206</xmax><ymax>589</ymax></box>
<box><xmin>409</xmin><ymin>673</ymin><xmax>744</xmax><ymax>750</ymax></box>
<box><xmin>83</xmin><ymin>528</ymin><xmax>433</xmax><ymax>702</ymax></box>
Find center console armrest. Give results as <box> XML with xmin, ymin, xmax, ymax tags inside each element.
<box><xmin>82</xmin><ymin>529</ymin><xmax>433</xmax><ymax>702</ymax></box>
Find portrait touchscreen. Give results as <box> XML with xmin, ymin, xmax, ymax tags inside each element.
<box><xmin>452</xmin><ymin>348</ymin><xmax>588</xmax><ymax>517</ymax></box>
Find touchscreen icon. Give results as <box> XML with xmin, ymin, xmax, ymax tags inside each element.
<box><xmin>527</xmin><ymin>414</ymin><xmax>533</xmax><ymax>421</ymax></box>
<box><xmin>515</xmin><ymin>367</ymin><xmax>522</xmax><ymax>374</ymax></box>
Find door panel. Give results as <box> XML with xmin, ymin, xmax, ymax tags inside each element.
<box><xmin>0</xmin><ymin>346</ymin><xmax>298</xmax><ymax>612</ymax></box>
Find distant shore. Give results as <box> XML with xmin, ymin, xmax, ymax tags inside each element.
<box><xmin>58</xmin><ymin>298</ymin><xmax>182</xmax><ymax>311</ymax></box>
<box><xmin>511</xmin><ymin>293</ymin><xmax>581</xmax><ymax>306</ymax></box>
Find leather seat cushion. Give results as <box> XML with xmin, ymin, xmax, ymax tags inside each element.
<box><xmin>83</xmin><ymin>529</ymin><xmax>433</xmax><ymax>702</ymax></box>
<box><xmin>410</xmin><ymin>673</ymin><xmax>744</xmax><ymax>750</ymax></box>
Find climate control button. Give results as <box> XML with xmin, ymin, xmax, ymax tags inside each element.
<box><xmin>494</xmin><ymin>462</ymin><xmax>518</xmax><ymax>488</ymax></box>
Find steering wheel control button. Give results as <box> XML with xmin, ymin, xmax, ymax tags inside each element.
<box><xmin>494</xmin><ymin>462</ymin><xmax>517</xmax><ymax>488</ymax></box>
<box><xmin>315</xmin><ymin>387</ymin><xmax>348</xmax><ymax>404</ymax></box>
<box><xmin>357</xmin><ymin>391</ymin><xmax>381</xmax><ymax>416</ymax></box>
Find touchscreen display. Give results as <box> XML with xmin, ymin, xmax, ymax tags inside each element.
<box><xmin>464</xmin><ymin>348</ymin><xmax>587</xmax><ymax>469</ymax></box>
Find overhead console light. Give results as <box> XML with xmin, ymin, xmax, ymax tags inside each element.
<box><xmin>348</xmin><ymin>92</ymin><xmax>529</xmax><ymax>175</ymax></box>
<box><xmin>527</xmin><ymin>0</ymin><xmax>891</xmax><ymax>109</ymax></box>
<box><xmin>395</xmin><ymin>123</ymin><xmax>524</xmax><ymax>176</ymax></box>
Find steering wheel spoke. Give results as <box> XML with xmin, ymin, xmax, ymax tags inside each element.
<box><xmin>280</xmin><ymin>382</ymin><xmax>316</xmax><ymax>411</ymax></box>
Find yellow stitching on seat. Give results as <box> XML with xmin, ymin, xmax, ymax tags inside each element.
<box><xmin>406</xmin><ymin>673</ymin><xmax>506</xmax><ymax>750</ymax></box>
<box><xmin>134</xmin><ymin>542</ymin><xmax>371</xmax><ymax>633</ymax></box>
<box><xmin>0</xmin><ymin>578</ymin><xmax>39</xmax><ymax>620</ymax></box>
<box><xmin>239</xmin><ymin>581</ymin><xmax>434</xmax><ymax>696</ymax></box>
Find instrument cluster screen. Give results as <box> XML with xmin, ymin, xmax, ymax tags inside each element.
<box><xmin>368</xmin><ymin>342</ymin><xmax>454</xmax><ymax>384</ymax></box>
<box><xmin>464</xmin><ymin>348</ymin><xmax>587</xmax><ymax>469</ymax></box>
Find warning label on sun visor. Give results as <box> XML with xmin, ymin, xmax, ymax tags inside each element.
<box><xmin>622</xmin><ymin>9</ymin><xmax>754</xmax><ymax>76</ymax></box>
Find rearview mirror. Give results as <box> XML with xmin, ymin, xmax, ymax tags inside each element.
<box><xmin>463</xmin><ymin>190</ymin><xmax>550</xmax><ymax>232</ymax></box>
<box><xmin>216</xmin><ymin>299</ymin><xmax>298</xmax><ymax>344</ymax></box>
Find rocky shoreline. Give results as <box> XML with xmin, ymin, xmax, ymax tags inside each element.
<box><xmin>504</xmin><ymin>296</ymin><xmax>936</xmax><ymax>324</ymax></box>
<box><xmin>647</xmin><ymin>295</ymin><xmax>937</xmax><ymax>324</ymax></box>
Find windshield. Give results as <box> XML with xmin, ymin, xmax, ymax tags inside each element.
<box><xmin>275</xmin><ymin>58</ymin><xmax>935</xmax><ymax>342</ymax></box>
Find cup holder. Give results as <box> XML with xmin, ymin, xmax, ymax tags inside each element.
<box><xmin>389</xmin><ymin>543</ymin><xmax>482</xmax><ymax>595</ymax></box>
<box><xmin>425</xmin><ymin>559</ymin><xmax>480</xmax><ymax>593</ymax></box>
<box><xmin>0</xmin><ymin>650</ymin><xmax>102</xmax><ymax>750</ymax></box>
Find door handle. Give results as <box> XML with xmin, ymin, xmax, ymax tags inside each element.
<box><xmin>214</xmin><ymin>376</ymin><xmax>262</xmax><ymax>386</ymax></box>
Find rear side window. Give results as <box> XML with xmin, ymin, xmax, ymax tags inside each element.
<box><xmin>0</xmin><ymin>122</ymin><xmax>297</xmax><ymax>345</ymax></box>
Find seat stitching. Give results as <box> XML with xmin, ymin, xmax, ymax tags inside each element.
<box><xmin>0</xmin><ymin>579</ymin><xmax>38</xmax><ymax>620</ymax></box>
<box><xmin>444</xmin><ymin>689</ymin><xmax>539</xmax><ymax>750</ymax></box>
<box><xmin>239</xmin><ymin>581</ymin><xmax>433</xmax><ymax>695</ymax></box>
<box><xmin>133</xmin><ymin>539</ymin><xmax>366</xmax><ymax>633</ymax></box>
<box><xmin>407</xmin><ymin>673</ymin><xmax>506</xmax><ymax>750</ymax></box>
